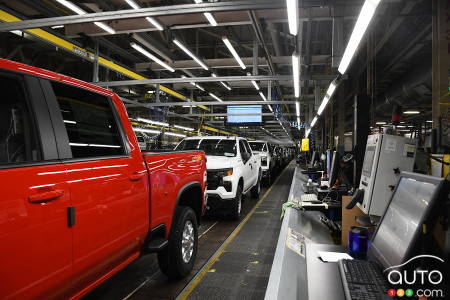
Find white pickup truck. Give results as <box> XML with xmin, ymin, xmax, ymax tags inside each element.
<box><xmin>175</xmin><ymin>136</ymin><xmax>262</xmax><ymax>219</ymax></box>
<box><xmin>248</xmin><ymin>140</ymin><xmax>274</xmax><ymax>185</ymax></box>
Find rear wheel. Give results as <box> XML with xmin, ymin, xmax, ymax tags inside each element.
<box><xmin>157</xmin><ymin>206</ymin><xmax>198</xmax><ymax>279</ymax></box>
<box><xmin>251</xmin><ymin>171</ymin><xmax>261</xmax><ymax>199</ymax></box>
<box><xmin>229</xmin><ymin>185</ymin><xmax>243</xmax><ymax>220</ymax></box>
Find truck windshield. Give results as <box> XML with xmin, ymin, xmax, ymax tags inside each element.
<box><xmin>249</xmin><ymin>142</ymin><xmax>265</xmax><ymax>152</ymax></box>
<box><xmin>176</xmin><ymin>139</ymin><xmax>237</xmax><ymax>157</ymax></box>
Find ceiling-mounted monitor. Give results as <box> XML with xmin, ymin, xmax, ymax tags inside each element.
<box><xmin>226</xmin><ymin>105</ymin><xmax>262</xmax><ymax>126</ymax></box>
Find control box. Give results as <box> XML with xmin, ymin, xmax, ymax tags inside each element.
<box><xmin>357</xmin><ymin>134</ymin><xmax>417</xmax><ymax>216</ymax></box>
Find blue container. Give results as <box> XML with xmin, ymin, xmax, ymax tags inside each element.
<box><xmin>348</xmin><ymin>226</ymin><xmax>369</xmax><ymax>259</ymax></box>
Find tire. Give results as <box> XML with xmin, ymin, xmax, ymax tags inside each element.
<box><xmin>251</xmin><ymin>171</ymin><xmax>261</xmax><ymax>199</ymax></box>
<box><xmin>264</xmin><ymin>171</ymin><xmax>271</xmax><ymax>186</ymax></box>
<box><xmin>229</xmin><ymin>185</ymin><xmax>243</xmax><ymax>220</ymax></box>
<box><xmin>157</xmin><ymin>206</ymin><xmax>198</xmax><ymax>280</ymax></box>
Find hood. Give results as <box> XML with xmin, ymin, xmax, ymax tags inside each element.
<box><xmin>206</xmin><ymin>156</ymin><xmax>234</xmax><ymax>170</ymax></box>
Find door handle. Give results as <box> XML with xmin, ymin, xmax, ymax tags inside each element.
<box><xmin>129</xmin><ymin>172</ymin><xmax>145</xmax><ymax>181</ymax></box>
<box><xmin>29</xmin><ymin>190</ymin><xmax>64</xmax><ymax>203</ymax></box>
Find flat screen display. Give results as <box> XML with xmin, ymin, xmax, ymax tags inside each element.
<box><xmin>371</xmin><ymin>176</ymin><xmax>438</xmax><ymax>268</ymax></box>
<box><xmin>362</xmin><ymin>146</ymin><xmax>376</xmax><ymax>177</ymax></box>
<box><xmin>227</xmin><ymin>105</ymin><xmax>262</xmax><ymax>125</ymax></box>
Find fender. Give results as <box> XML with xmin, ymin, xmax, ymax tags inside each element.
<box><xmin>172</xmin><ymin>181</ymin><xmax>203</xmax><ymax>227</ymax></box>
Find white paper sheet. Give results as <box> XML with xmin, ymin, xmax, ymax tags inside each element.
<box><xmin>317</xmin><ymin>251</ymin><xmax>353</xmax><ymax>262</ymax></box>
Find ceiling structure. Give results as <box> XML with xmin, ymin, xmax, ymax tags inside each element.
<box><xmin>0</xmin><ymin>0</ymin><xmax>432</xmax><ymax>145</ymax></box>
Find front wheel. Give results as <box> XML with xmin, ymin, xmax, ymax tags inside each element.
<box><xmin>157</xmin><ymin>206</ymin><xmax>198</xmax><ymax>279</ymax></box>
<box><xmin>229</xmin><ymin>185</ymin><xmax>243</xmax><ymax>220</ymax></box>
<box><xmin>251</xmin><ymin>171</ymin><xmax>261</xmax><ymax>199</ymax></box>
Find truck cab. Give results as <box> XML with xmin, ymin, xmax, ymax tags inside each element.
<box><xmin>248</xmin><ymin>140</ymin><xmax>274</xmax><ymax>185</ymax></box>
<box><xmin>175</xmin><ymin>136</ymin><xmax>262</xmax><ymax>219</ymax></box>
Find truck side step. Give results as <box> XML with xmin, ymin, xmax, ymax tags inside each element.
<box><xmin>147</xmin><ymin>238</ymin><xmax>168</xmax><ymax>252</ymax></box>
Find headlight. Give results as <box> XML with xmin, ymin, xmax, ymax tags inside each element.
<box><xmin>215</xmin><ymin>168</ymin><xmax>233</xmax><ymax>177</ymax></box>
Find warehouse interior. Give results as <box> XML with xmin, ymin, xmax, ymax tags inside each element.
<box><xmin>0</xmin><ymin>0</ymin><xmax>449</xmax><ymax>299</ymax></box>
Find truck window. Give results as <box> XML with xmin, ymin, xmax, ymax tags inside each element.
<box><xmin>50</xmin><ymin>82</ymin><xmax>125</xmax><ymax>159</ymax></box>
<box><xmin>0</xmin><ymin>75</ymin><xmax>40</xmax><ymax>165</ymax></box>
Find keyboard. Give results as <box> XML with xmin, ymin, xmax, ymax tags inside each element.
<box><xmin>338</xmin><ymin>259</ymin><xmax>390</xmax><ymax>300</ymax></box>
<box><xmin>300</xmin><ymin>193</ymin><xmax>318</xmax><ymax>202</ymax></box>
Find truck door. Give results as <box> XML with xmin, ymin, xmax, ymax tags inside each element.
<box><xmin>43</xmin><ymin>80</ymin><xmax>148</xmax><ymax>291</ymax></box>
<box><xmin>243</xmin><ymin>140</ymin><xmax>259</xmax><ymax>185</ymax></box>
<box><xmin>238</xmin><ymin>140</ymin><xmax>252</xmax><ymax>191</ymax></box>
<box><xmin>0</xmin><ymin>74</ymin><xmax>73</xmax><ymax>299</ymax></box>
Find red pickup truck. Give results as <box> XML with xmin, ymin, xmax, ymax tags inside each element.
<box><xmin>0</xmin><ymin>59</ymin><xmax>207</xmax><ymax>300</ymax></box>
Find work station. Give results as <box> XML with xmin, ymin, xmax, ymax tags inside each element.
<box><xmin>0</xmin><ymin>0</ymin><xmax>449</xmax><ymax>300</ymax></box>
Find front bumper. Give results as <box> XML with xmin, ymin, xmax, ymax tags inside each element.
<box><xmin>206</xmin><ymin>194</ymin><xmax>233</xmax><ymax>213</ymax></box>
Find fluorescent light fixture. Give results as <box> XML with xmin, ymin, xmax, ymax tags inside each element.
<box><xmin>220</xmin><ymin>81</ymin><xmax>232</xmax><ymax>90</ymax></box>
<box><xmin>133</xmin><ymin>127</ymin><xmax>161</xmax><ymax>134</ymax></box>
<box><xmin>145</xmin><ymin>17</ymin><xmax>164</xmax><ymax>30</ymax></box>
<box><xmin>55</xmin><ymin>0</ymin><xmax>116</xmax><ymax>34</ymax></box>
<box><xmin>222</xmin><ymin>37</ymin><xmax>246</xmax><ymax>69</ymax></box>
<box><xmin>297</xmin><ymin>117</ymin><xmax>301</xmax><ymax>126</ymax></box>
<box><xmin>193</xmin><ymin>0</ymin><xmax>218</xmax><ymax>26</ymax></box>
<box><xmin>259</xmin><ymin>91</ymin><xmax>267</xmax><ymax>101</ymax></box>
<box><xmin>403</xmin><ymin>110</ymin><xmax>420</xmax><ymax>115</ymax></box>
<box><xmin>292</xmin><ymin>53</ymin><xmax>300</xmax><ymax>98</ymax></box>
<box><xmin>375</xmin><ymin>121</ymin><xmax>387</xmax><ymax>125</ymax></box>
<box><xmin>131</xmin><ymin>43</ymin><xmax>175</xmax><ymax>72</ymax></box>
<box><xmin>311</xmin><ymin>116</ymin><xmax>318</xmax><ymax>128</ymax></box>
<box><xmin>268</xmin><ymin>105</ymin><xmax>273</xmax><ymax>112</ymax></box>
<box><xmin>209</xmin><ymin>92</ymin><xmax>223</xmax><ymax>102</ymax></box>
<box><xmin>338</xmin><ymin>0</ymin><xmax>382</xmax><ymax>74</ymax></box>
<box><xmin>173</xmin><ymin>39</ymin><xmax>208</xmax><ymax>70</ymax></box>
<box><xmin>51</xmin><ymin>25</ymin><xmax>64</xmax><ymax>29</ymax></box>
<box><xmin>326</xmin><ymin>81</ymin><xmax>337</xmax><ymax>97</ymax></box>
<box><xmin>286</xmin><ymin>0</ymin><xmax>299</xmax><ymax>36</ymax></box>
<box><xmin>317</xmin><ymin>95</ymin><xmax>330</xmax><ymax>116</ymax></box>
<box><xmin>137</xmin><ymin>117</ymin><xmax>169</xmax><ymax>127</ymax></box>
<box><xmin>174</xmin><ymin>125</ymin><xmax>194</xmax><ymax>131</ymax></box>
<box><xmin>396</xmin><ymin>125</ymin><xmax>406</xmax><ymax>128</ymax></box>
<box><xmin>204</xmin><ymin>13</ymin><xmax>218</xmax><ymax>26</ymax></box>
<box><xmin>165</xmin><ymin>132</ymin><xmax>187</xmax><ymax>138</ymax></box>
<box><xmin>55</xmin><ymin>0</ymin><xmax>86</xmax><ymax>14</ymax></box>
<box><xmin>64</xmin><ymin>120</ymin><xmax>77</xmax><ymax>124</ymax></box>
<box><xmin>247</xmin><ymin>73</ymin><xmax>260</xmax><ymax>90</ymax></box>
<box><xmin>93</xmin><ymin>22</ymin><xmax>115</xmax><ymax>34</ymax></box>
<box><xmin>426</xmin><ymin>120</ymin><xmax>433</xmax><ymax>123</ymax></box>
<box><xmin>125</xmin><ymin>0</ymin><xmax>163</xmax><ymax>30</ymax></box>
<box><xmin>295</xmin><ymin>101</ymin><xmax>300</xmax><ymax>117</ymax></box>
<box><xmin>212</xmin><ymin>72</ymin><xmax>232</xmax><ymax>90</ymax></box>
<box><xmin>305</xmin><ymin>129</ymin><xmax>311</xmax><ymax>137</ymax></box>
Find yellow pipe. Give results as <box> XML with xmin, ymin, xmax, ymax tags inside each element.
<box><xmin>0</xmin><ymin>10</ymin><xmax>209</xmax><ymax>111</ymax></box>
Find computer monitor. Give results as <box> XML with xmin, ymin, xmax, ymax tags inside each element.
<box><xmin>329</xmin><ymin>151</ymin><xmax>341</xmax><ymax>187</ymax></box>
<box><xmin>370</xmin><ymin>172</ymin><xmax>448</xmax><ymax>269</ymax></box>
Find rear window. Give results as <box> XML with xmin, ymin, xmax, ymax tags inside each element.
<box><xmin>0</xmin><ymin>75</ymin><xmax>40</xmax><ymax>165</ymax></box>
<box><xmin>51</xmin><ymin>82</ymin><xmax>125</xmax><ymax>159</ymax></box>
<box><xmin>176</xmin><ymin>139</ymin><xmax>236</xmax><ymax>157</ymax></box>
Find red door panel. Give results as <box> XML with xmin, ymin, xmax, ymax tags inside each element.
<box><xmin>0</xmin><ymin>165</ymin><xmax>72</xmax><ymax>300</ymax></box>
<box><xmin>67</xmin><ymin>157</ymin><xmax>148</xmax><ymax>289</ymax></box>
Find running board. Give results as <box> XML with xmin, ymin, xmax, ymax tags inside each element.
<box><xmin>147</xmin><ymin>238</ymin><xmax>168</xmax><ymax>252</ymax></box>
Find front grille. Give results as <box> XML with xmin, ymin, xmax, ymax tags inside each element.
<box><xmin>207</xmin><ymin>171</ymin><xmax>222</xmax><ymax>190</ymax></box>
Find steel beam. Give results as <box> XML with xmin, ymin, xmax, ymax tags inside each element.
<box><xmin>125</xmin><ymin>100</ymin><xmax>297</xmax><ymax>107</ymax></box>
<box><xmin>0</xmin><ymin>1</ymin><xmax>285</xmax><ymax>32</ymax></box>
<box><xmin>171</xmin><ymin>113</ymin><xmax>296</xmax><ymax>117</ymax></box>
<box><xmin>94</xmin><ymin>75</ymin><xmax>292</xmax><ymax>87</ymax></box>
<box><xmin>135</xmin><ymin>55</ymin><xmax>330</xmax><ymax>71</ymax></box>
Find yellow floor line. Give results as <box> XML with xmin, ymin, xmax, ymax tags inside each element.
<box><xmin>176</xmin><ymin>164</ymin><xmax>293</xmax><ymax>300</ymax></box>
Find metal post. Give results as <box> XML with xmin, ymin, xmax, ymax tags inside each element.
<box><xmin>353</xmin><ymin>94</ymin><xmax>370</xmax><ymax>188</ymax></box>
<box><xmin>253</xmin><ymin>39</ymin><xmax>258</xmax><ymax>75</ymax></box>
<box><xmin>92</xmin><ymin>39</ymin><xmax>99</xmax><ymax>82</ymax></box>
<box><xmin>432</xmin><ymin>0</ymin><xmax>450</xmax><ymax>150</ymax></box>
